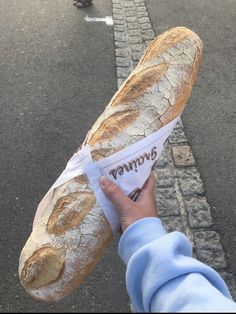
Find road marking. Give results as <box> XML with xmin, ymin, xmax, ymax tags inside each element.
<box><xmin>85</xmin><ymin>15</ymin><xmax>114</xmax><ymax>26</ymax></box>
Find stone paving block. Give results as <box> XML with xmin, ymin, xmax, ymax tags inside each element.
<box><xmin>126</xmin><ymin>11</ymin><xmax>136</xmax><ymax>17</ymax></box>
<box><xmin>155</xmin><ymin>146</ymin><xmax>169</xmax><ymax>167</ymax></box>
<box><xmin>126</xmin><ymin>6</ymin><xmax>136</xmax><ymax>12</ymax></box>
<box><xmin>115</xmin><ymin>41</ymin><xmax>127</xmax><ymax>48</ymax></box>
<box><xmin>113</xmin><ymin>13</ymin><xmax>123</xmax><ymax>20</ymax></box>
<box><xmin>145</xmin><ymin>40</ymin><xmax>153</xmax><ymax>46</ymax></box>
<box><xmin>162</xmin><ymin>216</ymin><xmax>187</xmax><ymax>234</ymax></box>
<box><xmin>115</xmin><ymin>57</ymin><xmax>131</xmax><ymax>67</ymax></box>
<box><xmin>154</xmin><ymin>167</ymin><xmax>175</xmax><ymax>187</ymax></box>
<box><xmin>112</xmin><ymin>8</ymin><xmax>123</xmax><ymax>14</ymax></box>
<box><xmin>139</xmin><ymin>17</ymin><xmax>150</xmax><ymax>24</ymax></box>
<box><xmin>128</xmin><ymin>29</ymin><xmax>140</xmax><ymax>36</ymax></box>
<box><xmin>127</xmin><ymin>22</ymin><xmax>139</xmax><ymax>29</ymax></box>
<box><xmin>140</xmin><ymin>23</ymin><xmax>152</xmax><ymax>30</ymax></box>
<box><xmin>126</xmin><ymin>5</ymin><xmax>136</xmax><ymax>11</ymax></box>
<box><xmin>138</xmin><ymin>11</ymin><xmax>148</xmax><ymax>17</ymax></box>
<box><xmin>117</xmin><ymin>78</ymin><xmax>125</xmax><ymax>89</ymax></box>
<box><xmin>194</xmin><ymin>231</ymin><xmax>227</xmax><ymax>269</ymax></box>
<box><xmin>132</xmin><ymin>51</ymin><xmax>143</xmax><ymax>62</ymax></box>
<box><xmin>126</xmin><ymin>16</ymin><xmax>138</xmax><ymax>23</ymax></box>
<box><xmin>168</xmin><ymin>126</ymin><xmax>188</xmax><ymax>144</ymax></box>
<box><xmin>137</xmin><ymin>6</ymin><xmax>146</xmax><ymax>12</ymax></box>
<box><xmin>114</xmin><ymin>18</ymin><xmax>125</xmax><ymax>25</ymax></box>
<box><xmin>130</xmin><ymin>43</ymin><xmax>145</xmax><ymax>52</ymax></box>
<box><xmin>175</xmin><ymin>168</ymin><xmax>204</xmax><ymax>196</ymax></box>
<box><xmin>113</xmin><ymin>3</ymin><xmax>122</xmax><ymax>9</ymax></box>
<box><xmin>184</xmin><ymin>196</ymin><xmax>212</xmax><ymax>228</ymax></box>
<box><xmin>155</xmin><ymin>186</ymin><xmax>181</xmax><ymax>217</ymax></box>
<box><xmin>142</xmin><ymin>29</ymin><xmax>155</xmax><ymax>41</ymax></box>
<box><xmin>115</xmin><ymin>47</ymin><xmax>130</xmax><ymax>58</ymax></box>
<box><xmin>172</xmin><ymin>145</ymin><xmax>196</xmax><ymax>167</ymax></box>
<box><xmin>114</xmin><ymin>24</ymin><xmax>126</xmax><ymax>32</ymax></box>
<box><xmin>114</xmin><ymin>32</ymin><xmax>127</xmax><ymax>42</ymax></box>
<box><xmin>117</xmin><ymin>67</ymin><xmax>132</xmax><ymax>78</ymax></box>
<box><xmin>218</xmin><ymin>271</ymin><xmax>236</xmax><ymax>301</ymax></box>
<box><xmin>175</xmin><ymin>117</ymin><xmax>184</xmax><ymax>129</ymax></box>
<box><xmin>128</xmin><ymin>35</ymin><xmax>142</xmax><ymax>44</ymax></box>
<box><xmin>124</xmin><ymin>1</ymin><xmax>135</xmax><ymax>8</ymax></box>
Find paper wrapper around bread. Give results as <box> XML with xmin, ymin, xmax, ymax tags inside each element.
<box><xmin>18</xmin><ymin>27</ymin><xmax>203</xmax><ymax>302</ymax></box>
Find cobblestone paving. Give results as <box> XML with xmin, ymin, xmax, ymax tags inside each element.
<box><xmin>111</xmin><ymin>0</ymin><xmax>236</xmax><ymax>300</ymax></box>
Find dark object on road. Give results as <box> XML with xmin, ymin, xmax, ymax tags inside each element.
<box><xmin>73</xmin><ymin>0</ymin><xmax>93</xmax><ymax>8</ymax></box>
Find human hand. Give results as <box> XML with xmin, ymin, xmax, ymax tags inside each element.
<box><xmin>99</xmin><ymin>174</ymin><xmax>157</xmax><ymax>232</ymax></box>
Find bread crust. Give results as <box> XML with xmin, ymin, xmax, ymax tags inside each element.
<box><xmin>19</xmin><ymin>27</ymin><xmax>203</xmax><ymax>302</ymax></box>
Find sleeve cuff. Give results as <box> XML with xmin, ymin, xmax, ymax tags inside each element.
<box><xmin>118</xmin><ymin>217</ymin><xmax>167</xmax><ymax>265</ymax></box>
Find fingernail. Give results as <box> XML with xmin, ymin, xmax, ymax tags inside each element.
<box><xmin>100</xmin><ymin>176</ymin><xmax>110</xmax><ymax>188</ymax></box>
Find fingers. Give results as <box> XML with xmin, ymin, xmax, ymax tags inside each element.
<box><xmin>99</xmin><ymin>176</ymin><xmax>132</xmax><ymax>214</ymax></box>
<box><xmin>137</xmin><ymin>173</ymin><xmax>156</xmax><ymax>202</ymax></box>
<box><xmin>100</xmin><ymin>174</ymin><xmax>157</xmax><ymax>231</ymax></box>
<box><xmin>144</xmin><ymin>173</ymin><xmax>156</xmax><ymax>194</ymax></box>
<box><xmin>100</xmin><ymin>173</ymin><xmax>156</xmax><ymax>211</ymax></box>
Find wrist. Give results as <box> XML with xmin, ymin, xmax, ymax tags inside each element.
<box><xmin>118</xmin><ymin>217</ymin><xmax>166</xmax><ymax>265</ymax></box>
<box><xmin>121</xmin><ymin>213</ymin><xmax>158</xmax><ymax>232</ymax></box>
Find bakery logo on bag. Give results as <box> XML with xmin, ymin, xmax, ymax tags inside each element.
<box><xmin>109</xmin><ymin>146</ymin><xmax>157</xmax><ymax>180</ymax></box>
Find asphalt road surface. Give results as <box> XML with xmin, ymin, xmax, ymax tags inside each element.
<box><xmin>0</xmin><ymin>0</ymin><xmax>130</xmax><ymax>312</ymax></box>
<box><xmin>146</xmin><ymin>0</ymin><xmax>236</xmax><ymax>277</ymax></box>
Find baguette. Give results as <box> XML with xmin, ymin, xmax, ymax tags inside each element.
<box><xmin>19</xmin><ymin>27</ymin><xmax>203</xmax><ymax>302</ymax></box>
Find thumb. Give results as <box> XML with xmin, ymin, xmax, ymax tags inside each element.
<box><xmin>99</xmin><ymin>176</ymin><xmax>132</xmax><ymax>214</ymax></box>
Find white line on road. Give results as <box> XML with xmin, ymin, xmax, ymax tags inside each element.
<box><xmin>85</xmin><ymin>15</ymin><xmax>114</xmax><ymax>26</ymax></box>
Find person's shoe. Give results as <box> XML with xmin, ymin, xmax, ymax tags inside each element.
<box><xmin>73</xmin><ymin>0</ymin><xmax>93</xmax><ymax>8</ymax></box>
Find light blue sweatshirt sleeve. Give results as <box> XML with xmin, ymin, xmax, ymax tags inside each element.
<box><xmin>118</xmin><ymin>217</ymin><xmax>236</xmax><ymax>313</ymax></box>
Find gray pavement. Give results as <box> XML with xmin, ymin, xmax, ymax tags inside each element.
<box><xmin>0</xmin><ymin>0</ymin><xmax>129</xmax><ymax>312</ymax></box>
<box><xmin>146</xmin><ymin>0</ymin><xmax>236</xmax><ymax>280</ymax></box>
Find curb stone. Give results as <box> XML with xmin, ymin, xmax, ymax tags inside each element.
<box><xmin>111</xmin><ymin>0</ymin><xmax>236</xmax><ymax>300</ymax></box>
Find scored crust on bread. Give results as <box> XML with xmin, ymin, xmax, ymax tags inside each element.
<box><xmin>19</xmin><ymin>27</ymin><xmax>203</xmax><ymax>302</ymax></box>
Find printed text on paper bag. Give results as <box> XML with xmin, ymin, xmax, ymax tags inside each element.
<box><xmin>109</xmin><ymin>146</ymin><xmax>157</xmax><ymax>180</ymax></box>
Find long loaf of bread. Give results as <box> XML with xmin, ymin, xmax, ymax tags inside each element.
<box><xmin>19</xmin><ymin>27</ymin><xmax>203</xmax><ymax>302</ymax></box>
